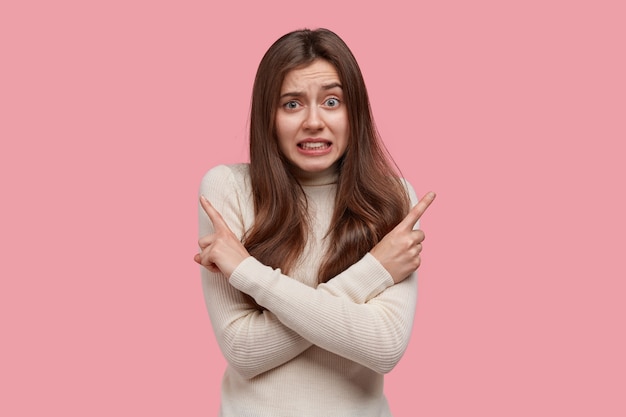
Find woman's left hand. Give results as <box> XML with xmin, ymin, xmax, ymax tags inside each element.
<box><xmin>194</xmin><ymin>196</ymin><xmax>250</xmax><ymax>277</ymax></box>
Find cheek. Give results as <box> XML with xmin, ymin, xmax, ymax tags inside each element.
<box><xmin>333</xmin><ymin>112</ymin><xmax>350</xmax><ymax>139</ymax></box>
<box><xmin>275</xmin><ymin>117</ymin><xmax>294</xmax><ymax>153</ymax></box>
<box><xmin>275</xmin><ymin>114</ymin><xmax>296</xmax><ymax>137</ymax></box>
<box><xmin>274</xmin><ymin>115</ymin><xmax>285</xmax><ymax>139</ymax></box>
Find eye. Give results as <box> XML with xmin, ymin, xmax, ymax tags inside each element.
<box><xmin>323</xmin><ymin>97</ymin><xmax>340</xmax><ymax>108</ymax></box>
<box><xmin>283</xmin><ymin>100</ymin><xmax>300</xmax><ymax>110</ymax></box>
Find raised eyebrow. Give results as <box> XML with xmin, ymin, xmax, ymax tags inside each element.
<box><xmin>279</xmin><ymin>91</ymin><xmax>303</xmax><ymax>99</ymax></box>
<box><xmin>280</xmin><ymin>83</ymin><xmax>343</xmax><ymax>99</ymax></box>
<box><xmin>322</xmin><ymin>82</ymin><xmax>343</xmax><ymax>91</ymax></box>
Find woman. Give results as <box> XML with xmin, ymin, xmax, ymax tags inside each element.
<box><xmin>195</xmin><ymin>28</ymin><xmax>435</xmax><ymax>417</ymax></box>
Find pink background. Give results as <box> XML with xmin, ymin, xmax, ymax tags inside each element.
<box><xmin>1</xmin><ymin>0</ymin><xmax>624</xmax><ymax>415</ymax></box>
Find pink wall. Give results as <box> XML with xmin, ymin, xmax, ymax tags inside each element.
<box><xmin>1</xmin><ymin>0</ymin><xmax>624</xmax><ymax>415</ymax></box>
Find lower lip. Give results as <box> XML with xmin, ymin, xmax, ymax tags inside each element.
<box><xmin>297</xmin><ymin>144</ymin><xmax>333</xmax><ymax>156</ymax></box>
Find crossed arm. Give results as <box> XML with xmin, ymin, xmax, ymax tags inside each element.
<box><xmin>196</xmin><ymin>166</ymin><xmax>435</xmax><ymax>378</ymax></box>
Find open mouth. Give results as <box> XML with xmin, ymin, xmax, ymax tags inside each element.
<box><xmin>298</xmin><ymin>141</ymin><xmax>331</xmax><ymax>150</ymax></box>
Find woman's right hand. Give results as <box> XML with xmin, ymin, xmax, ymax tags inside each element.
<box><xmin>195</xmin><ymin>196</ymin><xmax>251</xmax><ymax>278</ymax></box>
<box><xmin>369</xmin><ymin>192</ymin><xmax>436</xmax><ymax>284</ymax></box>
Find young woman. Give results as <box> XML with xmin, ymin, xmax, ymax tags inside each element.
<box><xmin>195</xmin><ymin>28</ymin><xmax>435</xmax><ymax>417</ymax></box>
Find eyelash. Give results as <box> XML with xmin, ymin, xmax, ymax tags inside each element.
<box><xmin>324</xmin><ymin>98</ymin><xmax>340</xmax><ymax>107</ymax></box>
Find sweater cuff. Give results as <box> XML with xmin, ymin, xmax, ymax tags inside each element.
<box><xmin>318</xmin><ymin>253</ymin><xmax>394</xmax><ymax>303</ymax></box>
<box><xmin>229</xmin><ymin>256</ymin><xmax>277</xmax><ymax>299</ymax></box>
<box><xmin>230</xmin><ymin>254</ymin><xmax>394</xmax><ymax>305</ymax></box>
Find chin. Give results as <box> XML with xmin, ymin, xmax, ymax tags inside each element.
<box><xmin>300</xmin><ymin>163</ymin><xmax>334</xmax><ymax>173</ymax></box>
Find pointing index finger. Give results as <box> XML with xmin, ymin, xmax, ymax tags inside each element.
<box><xmin>399</xmin><ymin>191</ymin><xmax>436</xmax><ymax>230</ymax></box>
<box><xmin>200</xmin><ymin>195</ymin><xmax>229</xmax><ymax>231</ymax></box>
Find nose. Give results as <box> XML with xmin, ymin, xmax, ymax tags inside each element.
<box><xmin>303</xmin><ymin>106</ymin><xmax>325</xmax><ymax>131</ymax></box>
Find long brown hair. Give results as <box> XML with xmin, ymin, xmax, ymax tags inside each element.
<box><xmin>244</xmin><ymin>28</ymin><xmax>410</xmax><ymax>283</ymax></box>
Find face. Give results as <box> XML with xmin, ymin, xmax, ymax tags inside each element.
<box><xmin>275</xmin><ymin>59</ymin><xmax>349</xmax><ymax>182</ymax></box>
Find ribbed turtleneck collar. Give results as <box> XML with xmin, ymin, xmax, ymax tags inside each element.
<box><xmin>295</xmin><ymin>169</ymin><xmax>339</xmax><ymax>187</ymax></box>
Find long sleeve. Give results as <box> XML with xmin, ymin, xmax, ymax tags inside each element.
<box><xmin>199</xmin><ymin>165</ymin><xmax>311</xmax><ymax>379</ymax></box>
<box><xmin>199</xmin><ymin>165</ymin><xmax>405</xmax><ymax>379</ymax></box>
<box><xmin>221</xmin><ymin>167</ymin><xmax>420</xmax><ymax>374</ymax></box>
<box><xmin>230</xmin><ymin>257</ymin><xmax>417</xmax><ymax>374</ymax></box>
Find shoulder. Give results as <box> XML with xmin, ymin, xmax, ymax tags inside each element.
<box><xmin>202</xmin><ymin>163</ymin><xmax>250</xmax><ymax>182</ymax></box>
<box><xmin>198</xmin><ymin>164</ymin><xmax>254</xmax><ymax>234</ymax></box>
<box><xmin>200</xmin><ymin>163</ymin><xmax>251</xmax><ymax>194</ymax></box>
<box><xmin>199</xmin><ymin>163</ymin><xmax>253</xmax><ymax>206</ymax></box>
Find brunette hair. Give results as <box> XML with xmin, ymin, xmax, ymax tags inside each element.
<box><xmin>244</xmin><ymin>28</ymin><xmax>410</xmax><ymax>283</ymax></box>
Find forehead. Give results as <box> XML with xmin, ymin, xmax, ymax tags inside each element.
<box><xmin>280</xmin><ymin>60</ymin><xmax>341</xmax><ymax>91</ymax></box>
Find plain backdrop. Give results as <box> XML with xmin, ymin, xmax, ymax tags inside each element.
<box><xmin>1</xmin><ymin>0</ymin><xmax>624</xmax><ymax>416</ymax></box>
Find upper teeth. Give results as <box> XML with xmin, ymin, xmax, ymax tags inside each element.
<box><xmin>301</xmin><ymin>142</ymin><xmax>327</xmax><ymax>149</ymax></box>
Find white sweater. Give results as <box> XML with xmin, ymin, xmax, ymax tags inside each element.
<box><xmin>199</xmin><ymin>164</ymin><xmax>419</xmax><ymax>417</ymax></box>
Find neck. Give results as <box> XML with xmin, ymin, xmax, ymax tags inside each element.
<box><xmin>293</xmin><ymin>166</ymin><xmax>339</xmax><ymax>186</ymax></box>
